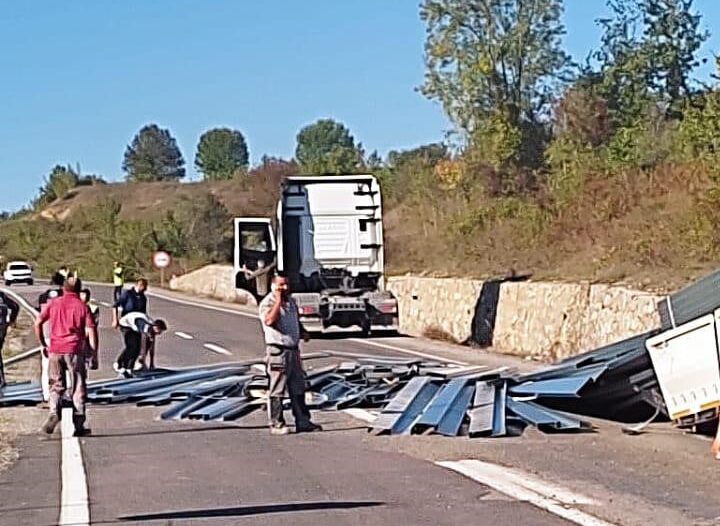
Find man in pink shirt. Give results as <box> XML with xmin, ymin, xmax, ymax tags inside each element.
<box><xmin>34</xmin><ymin>277</ymin><xmax>98</xmax><ymax>436</ymax></box>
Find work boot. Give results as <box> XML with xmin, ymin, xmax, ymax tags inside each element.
<box><xmin>73</xmin><ymin>427</ymin><xmax>92</xmax><ymax>437</ymax></box>
<box><xmin>73</xmin><ymin>415</ymin><xmax>90</xmax><ymax>437</ymax></box>
<box><xmin>269</xmin><ymin>424</ymin><xmax>290</xmax><ymax>436</ymax></box>
<box><xmin>42</xmin><ymin>413</ymin><xmax>60</xmax><ymax>435</ymax></box>
<box><xmin>295</xmin><ymin>421</ymin><xmax>323</xmax><ymax>433</ymax></box>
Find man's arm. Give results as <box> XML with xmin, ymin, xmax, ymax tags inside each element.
<box><xmin>85</xmin><ymin>309</ymin><xmax>99</xmax><ymax>369</ymax></box>
<box><xmin>3</xmin><ymin>295</ymin><xmax>19</xmax><ymax>326</ymax></box>
<box><xmin>112</xmin><ymin>291</ymin><xmax>127</xmax><ymax>328</ymax></box>
<box><xmin>262</xmin><ymin>293</ymin><xmax>284</xmax><ymax>327</ymax></box>
<box><xmin>299</xmin><ymin>321</ymin><xmax>310</xmax><ymax>343</ymax></box>
<box><xmin>33</xmin><ymin>308</ymin><xmax>50</xmax><ymax>351</ymax></box>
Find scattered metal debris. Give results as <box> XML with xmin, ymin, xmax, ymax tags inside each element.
<box><xmin>0</xmin><ymin>342</ymin><xmax>666</xmax><ymax>439</ymax></box>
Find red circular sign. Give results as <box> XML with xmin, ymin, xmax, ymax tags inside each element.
<box><xmin>153</xmin><ymin>251</ymin><xmax>171</xmax><ymax>269</ymax></box>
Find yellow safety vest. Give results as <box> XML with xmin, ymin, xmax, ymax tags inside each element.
<box><xmin>113</xmin><ymin>266</ymin><xmax>124</xmax><ymax>286</ymax></box>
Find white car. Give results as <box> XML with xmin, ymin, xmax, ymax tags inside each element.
<box><xmin>3</xmin><ymin>261</ymin><xmax>34</xmax><ymax>286</ymax></box>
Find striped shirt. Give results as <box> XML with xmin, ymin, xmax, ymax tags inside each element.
<box><xmin>258</xmin><ymin>293</ymin><xmax>300</xmax><ymax>348</ymax></box>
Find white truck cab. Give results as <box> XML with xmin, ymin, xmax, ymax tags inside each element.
<box><xmin>234</xmin><ymin>175</ymin><xmax>398</xmax><ymax>334</ymax></box>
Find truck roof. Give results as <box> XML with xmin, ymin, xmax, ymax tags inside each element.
<box><xmin>284</xmin><ymin>174</ymin><xmax>377</xmax><ymax>184</ymax></box>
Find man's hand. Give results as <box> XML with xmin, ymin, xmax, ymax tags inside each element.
<box><xmin>111</xmin><ymin>319</ymin><xmax>118</xmax><ymax>329</ymax></box>
<box><xmin>273</xmin><ymin>287</ymin><xmax>284</xmax><ymax>303</ymax></box>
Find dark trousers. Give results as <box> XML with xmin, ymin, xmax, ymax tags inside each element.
<box><xmin>113</xmin><ymin>286</ymin><xmax>123</xmax><ymax>304</ymax></box>
<box><xmin>116</xmin><ymin>328</ymin><xmax>141</xmax><ymax>370</ymax></box>
<box><xmin>266</xmin><ymin>345</ymin><xmax>311</xmax><ymax>427</ymax></box>
<box><xmin>0</xmin><ymin>330</ymin><xmax>6</xmax><ymax>386</ymax></box>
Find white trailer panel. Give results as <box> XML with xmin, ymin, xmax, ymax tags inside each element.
<box><xmin>646</xmin><ymin>312</ymin><xmax>720</xmax><ymax>419</ymax></box>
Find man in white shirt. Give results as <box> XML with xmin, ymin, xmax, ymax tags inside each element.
<box><xmin>114</xmin><ymin>312</ymin><xmax>167</xmax><ymax>375</ymax></box>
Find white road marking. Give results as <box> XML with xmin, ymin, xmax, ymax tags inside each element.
<box><xmin>148</xmin><ymin>291</ymin><xmax>257</xmax><ymax>318</ymax></box>
<box><xmin>99</xmin><ymin>301</ymin><xmax>113</xmax><ymax>308</ymax></box>
<box><xmin>343</xmin><ymin>408</ymin><xmax>378</xmax><ymax>423</ymax></box>
<box><xmin>203</xmin><ymin>343</ymin><xmax>233</xmax><ymax>356</ymax></box>
<box><xmin>174</xmin><ymin>331</ymin><xmax>194</xmax><ymax>340</ymax></box>
<box><xmin>59</xmin><ymin>407</ymin><xmax>90</xmax><ymax>526</ymax></box>
<box><xmin>348</xmin><ymin>338</ymin><xmax>468</xmax><ymax>365</ymax></box>
<box><xmin>437</xmin><ymin>460</ymin><xmax>617</xmax><ymax>526</ymax></box>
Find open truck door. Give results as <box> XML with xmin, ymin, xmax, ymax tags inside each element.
<box><xmin>233</xmin><ymin>218</ymin><xmax>276</xmax><ymax>299</ymax></box>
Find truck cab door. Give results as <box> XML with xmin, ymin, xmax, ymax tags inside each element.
<box><xmin>233</xmin><ymin>218</ymin><xmax>276</xmax><ymax>298</ymax></box>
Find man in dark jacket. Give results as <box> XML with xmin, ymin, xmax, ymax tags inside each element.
<box><xmin>37</xmin><ymin>272</ymin><xmax>65</xmax><ymax>310</ymax></box>
<box><xmin>0</xmin><ymin>290</ymin><xmax>20</xmax><ymax>388</ymax></box>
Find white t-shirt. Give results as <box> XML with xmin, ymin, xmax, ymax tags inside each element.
<box><xmin>119</xmin><ymin>312</ymin><xmax>153</xmax><ymax>334</ymax></box>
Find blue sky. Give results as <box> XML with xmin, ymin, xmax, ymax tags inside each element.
<box><xmin>1</xmin><ymin>1</ymin><xmax>719</xmax><ymax>211</ymax></box>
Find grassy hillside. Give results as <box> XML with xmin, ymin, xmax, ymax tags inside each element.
<box><xmin>1</xmin><ymin>163</ymin><xmax>718</xmax><ymax>293</ymax></box>
<box><xmin>384</xmin><ymin>162</ymin><xmax>716</xmax><ymax>292</ymax></box>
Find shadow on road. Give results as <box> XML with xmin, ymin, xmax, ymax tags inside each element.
<box><xmin>118</xmin><ymin>500</ymin><xmax>385</xmax><ymax>522</ymax></box>
<box><xmin>86</xmin><ymin>423</ymin><xmax>368</xmax><ymax>439</ymax></box>
<box><xmin>86</xmin><ymin>424</ymin><xmax>267</xmax><ymax>438</ymax></box>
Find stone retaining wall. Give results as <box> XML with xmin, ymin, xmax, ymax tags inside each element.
<box><xmin>169</xmin><ymin>264</ymin><xmax>256</xmax><ymax>306</ymax></box>
<box><xmin>169</xmin><ymin>265</ymin><xmax>663</xmax><ymax>361</ymax></box>
<box><xmin>387</xmin><ymin>276</ymin><xmax>662</xmax><ymax>361</ymax></box>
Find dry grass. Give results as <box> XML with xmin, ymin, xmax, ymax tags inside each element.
<box><xmin>385</xmin><ymin>162</ymin><xmax>719</xmax><ymax>293</ymax></box>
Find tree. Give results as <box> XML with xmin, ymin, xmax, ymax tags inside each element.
<box><xmin>34</xmin><ymin>165</ymin><xmax>80</xmax><ymax>208</ymax></box>
<box><xmin>295</xmin><ymin>119</ymin><xmax>362</xmax><ymax>174</ymax></box>
<box><xmin>594</xmin><ymin>0</ymin><xmax>708</xmax><ymax>126</ymax></box>
<box><xmin>640</xmin><ymin>0</ymin><xmax>708</xmax><ymax>111</ymax></box>
<box><xmin>420</xmin><ymin>0</ymin><xmax>572</xmax><ymax>134</ymax></box>
<box><xmin>195</xmin><ymin>128</ymin><xmax>250</xmax><ymax>181</ymax></box>
<box><xmin>122</xmin><ymin>124</ymin><xmax>185</xmax><ymax>182</ymax></box>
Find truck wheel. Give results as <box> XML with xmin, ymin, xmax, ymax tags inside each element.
<box><xmin>28</xmin><ymin>279</ymin><xmax>34</xmax><ymax>286</ymax></box>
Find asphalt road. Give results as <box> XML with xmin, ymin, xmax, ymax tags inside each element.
<box><xmin>1</xmin><ymin>282</ymin><xmax>720</xmax><ymax>526</ymax></box>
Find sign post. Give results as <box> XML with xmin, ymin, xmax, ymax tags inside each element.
<box><xmin>152</xmin><ymin>250</ymin><xmax>171</xmax><ymax>287</ymax></box>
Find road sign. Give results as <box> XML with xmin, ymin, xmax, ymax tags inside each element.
<box><xmin>153</xmin><ymin>251</ymin><xmax>171</xmax><ymax>269</ymax></box>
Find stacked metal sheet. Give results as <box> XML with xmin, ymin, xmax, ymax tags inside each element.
<box><xmin>657</xmin><ymin>269</ymin><xmax>720</xmax><ymax>330</ymax></box>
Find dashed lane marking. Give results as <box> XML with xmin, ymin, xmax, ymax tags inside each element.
<box><xmin>203</xmin><ymin>343</ymin><xmax>233</xmax><ymax>356</ymax></box>
<box><xmin>174</xmin><ymin>331</ymin><xmax>194</xmax><ymax>340</ymax></box>
<box><xmin>59</xmin><ymin>407</ymin><xmax>90</xmax><ymax>526</ymax></box>
<box><xmin>436</xmin><ymin>459</ymin><xmax>617</xmax><ymax>526</ymax></box>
